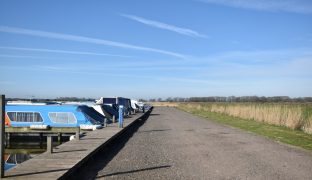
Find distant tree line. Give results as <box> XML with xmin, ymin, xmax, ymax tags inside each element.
<box><xmin>148</xmin><ymin>96</ymin><xmax>312</xmax><ymax>103</ymax></box>
<box><xmin>54</xmin><ymin>97</ymin><xmax>96</xmax><ymax>102</ymax></box>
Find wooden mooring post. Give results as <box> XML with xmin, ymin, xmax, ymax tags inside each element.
<box><xmin>112</xmin><ymin>115</ymin><xmax>116</xmax><ymax>123</ymax></box>
<box><xmin>57</xmin><ymin>133</ymin><xmax>62</xmax><ymax>143</ymax></box>
<box><xmin>104</xmin><ymin>118</ymin><xmax>107</xmax><ymax>127</ymax></box>
<box><xmin>0</xmin><ymin>95</ymin><xmax>5</xmax><ymax>178</ymax></box>
<box><xmin>47</xmin><ymin>135</ymin><xmax>53</xmax><ymax>153</ymax></box>
<box><xmin>76</xmin><ymin>127</ymin><xmax>80</xmax><ymax>140</ymax></box>
<box><xmin>5</xmin><ymin>133</ymin><xmax>10</xmax><ymax>148</ymax></box>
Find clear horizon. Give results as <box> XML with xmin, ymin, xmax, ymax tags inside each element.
<box><xmin>1</xmin><ymin>0</ymin><xmax>312</xmax><ymax>99</ymax></box>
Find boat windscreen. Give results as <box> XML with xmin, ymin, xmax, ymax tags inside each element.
<box><xmin>77</xmin><ymin>106</ymin><xmax>104</xmax><ymax>125</ymax></box>
<box><xmin>102</xmin><ymin>98</ymin><xmax>116</xmax><ymax>104</ymax></box>
<box><xmin>101</xmin><ymin>105</ymin><xmax>119</xmax><ymax>118</ymax></box>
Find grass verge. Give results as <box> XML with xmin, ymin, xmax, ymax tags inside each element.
<box><xmin>178</xmin><ymin>106</ymin><xmax>312</xmax><ymax>152</ymax></box>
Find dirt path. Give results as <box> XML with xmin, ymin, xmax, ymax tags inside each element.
<box><xmin>78</xmin><ymin>107</ymin><xmax>312</xmax><ymax>180</ymax></box>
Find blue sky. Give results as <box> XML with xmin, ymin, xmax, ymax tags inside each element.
<box><xmin>0</xmin><ymin>0</ymin><xmax>311</xmax><ymax>99</ymax></box>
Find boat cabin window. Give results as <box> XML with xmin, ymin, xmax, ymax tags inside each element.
<box><xmin>102</xmin><ymin>98</ymin><xmax>116</xmax><ymax>104</ymax></box>
<box><xmin>48</xmin><ymin>112</ymin><xmax>77</xmax><ymax>124</ymax></box>
<box><xmin>7</xmin><ymin>112</ymin><xmax>43</xmax><ymax>122</ymax></box>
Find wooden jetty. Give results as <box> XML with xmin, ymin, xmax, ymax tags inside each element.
<box><xmin>5</xmin><ymin>127</ymin><xmax>80</xmax><ymax>134</ymax></box>
<box><xmin>3</xmin><ymin>109</ymin><xmax>152</xmax><ymax>179</ymax></box>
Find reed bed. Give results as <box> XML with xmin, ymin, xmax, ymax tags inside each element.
<box><xmin>178</xmin><ymin>103</ymin><xmax>312</xmax><ymax>134</ymax></box>
<box><xmin>150</xmin><ymin>102</ymin><xmax>179</xmax><ymax>107</ymax></box>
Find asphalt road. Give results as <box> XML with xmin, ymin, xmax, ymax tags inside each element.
<box><xmin>77</xmin><ymin>107</ymin><xmax>312</xmax><ymax>180</ymax></box>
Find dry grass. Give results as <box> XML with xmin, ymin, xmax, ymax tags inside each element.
<box><xmin>149</xmin><ymin>102</ymin><xmax>179</xmax><ymax>107</ymax></box>
<box><xmin>178</xmin><ymin>102</ymin><xmax>312</xmax><ymax>134</ymax></box>
<box><xmin>177</xmin><ymin>104</ymin><xmax>312</xmax><ymax>151</ymax></box>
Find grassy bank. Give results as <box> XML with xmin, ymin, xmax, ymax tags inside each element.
<box><xmin>176</xmin><ymin>103</ymin><xmax>312</xmax><ymax>134</ymax></box>
<box><xmin>177</xmin><ymin>103</ymin><xmax>312</xmax><ymax>152</ymax></box>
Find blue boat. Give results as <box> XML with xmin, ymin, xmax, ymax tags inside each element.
<box><xmin>5</xmin><ymin>105</ymin><xmax>105</xmax><ymax>130</ymax></box>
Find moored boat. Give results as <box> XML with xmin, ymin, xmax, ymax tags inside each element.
<box><xmin>5</xmin><ymin>105</ymin><xmax>105</xmax><ymax>130</ymax></box>
<box><xmin>96</xmin><ymin>97</ymin><xmax>134</xmax><ymax>115</ymax></box>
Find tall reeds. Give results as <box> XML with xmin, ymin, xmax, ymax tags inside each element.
<box><xmin>179</xmin><ymin>103</ymin><xmax>312</xmax><ymax>134</ymax></box>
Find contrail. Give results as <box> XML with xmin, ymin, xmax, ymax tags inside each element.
<box><xmin>0</xmin><ymin>26</ymin><xmax>186</xmax><ymax>59</ymax></box>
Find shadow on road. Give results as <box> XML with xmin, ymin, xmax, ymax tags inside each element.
<box><xmin>138</xmin><ymin>128</ymin><xmax>172</xmax><ymax>133</ymax></box>
<box><xmin>96</xmin><ymin>165</ymin><xmax>171</xmax><ymax>178</ymax></box>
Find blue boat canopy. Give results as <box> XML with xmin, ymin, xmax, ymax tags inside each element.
<box><xmin>5</xmin><ymin>105</ymin><xmax>104</xmax><ymax>128</ymax></box>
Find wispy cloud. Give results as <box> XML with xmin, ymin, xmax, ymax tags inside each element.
<box><xmin>4</xmin><ymin>64</ymin><xmax>158</xmax><ymax>80</ymax></box>
<box><xmin>34</xmin><ymin>65</ymin><xmax>71</xmax><ymax>71</ymax></box>
<box><xmin>121</xmin><ymin>14</ymin><xmax>208</xmax><ymax>38</ymax></box>
<box><xmin>0</xmin><ymin>26</ymin><xmax>186</xmax><ymax>59</ymax></box>
<box><xmin>191</xmin><ymin>48</ymin><xmax>312</xmax><ymax>64</ymax></box>
<box><xmin>190</xmin><ymin>48</ymin><xmax>312</xmax><ymax>79</ymax></box>
<box><xmin>0</xmin><ymin>46</ymin><xmax>133</xmax><ymax>58</ymax></box>
<box><xmin>198</xmin><ymin>0</ymin><xmax>312</xmax><ymax>14</ymax></box>
<box><xmin>0</xmin><ymin>54</ymin><xmax>65</xmax><ymax>60</ymax></box>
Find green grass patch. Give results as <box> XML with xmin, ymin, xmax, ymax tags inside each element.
<box><xmin>178</xmin><ymin>106</ymin><xmax>312</xmax><ymax>152</ymax></box>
